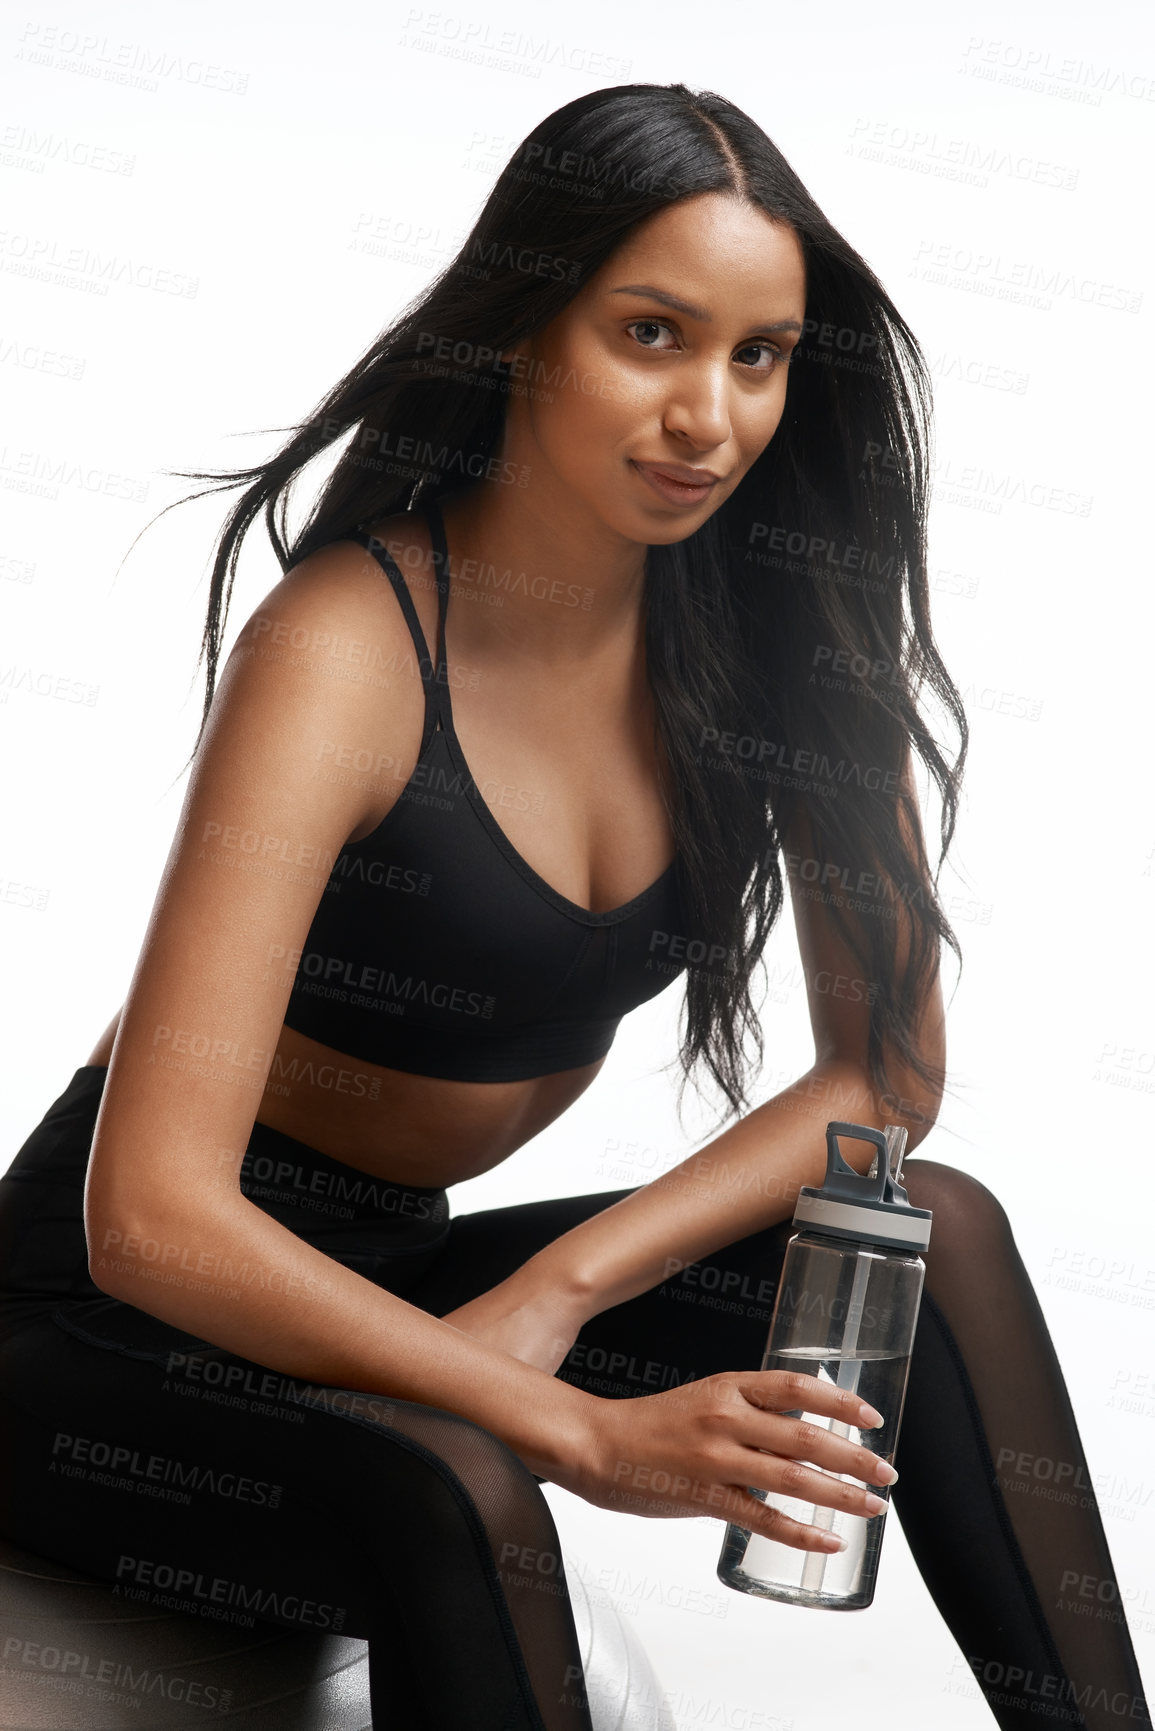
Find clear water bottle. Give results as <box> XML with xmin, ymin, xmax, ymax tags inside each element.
<box><xmin>717</xmin><ymin>1120</ymin><xmax>932</xmax><ymax>1610</ymax></box>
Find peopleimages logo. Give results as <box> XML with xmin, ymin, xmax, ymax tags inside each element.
<box><xmin>1</xmin><ymin>1636</ymin><xmax>232</xmax><ymax>1712</ymax></box>
<box><xmin>115</xmin><ymin>1555</ymin><xmax>344</xmax><ymax>1630</ymax></box>
<box><xmin>52</xmin><ymin>1431</ymin><xmax>282</xmax><ymax>1507</ymax></box>
<box><xmin>284</xmin><ymin>946</ymin><xmax>496</xmax><ymax>1018</ymax></box>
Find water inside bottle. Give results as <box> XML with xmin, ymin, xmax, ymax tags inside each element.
<box><xmin>718</xmin><ymin>1344</ymin><xmax>910</xmax><ymax>1608</ymax></box>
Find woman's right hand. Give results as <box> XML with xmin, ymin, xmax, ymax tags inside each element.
<box><xmin>558</xmin><ymin>1369</ymin><xmax>896</xmax><ymax>1552</ymax></box>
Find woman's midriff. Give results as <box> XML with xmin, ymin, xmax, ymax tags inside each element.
<box><xmin>86</xmin><ymin>1009</ymin><xmax>606</xmax><ymax>1187</ymax></box>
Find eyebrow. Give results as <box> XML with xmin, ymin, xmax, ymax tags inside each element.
<box><xmin>608</xmin><ymin>283</ymin><xmax>802</xmax><ymax>333</ymax></box>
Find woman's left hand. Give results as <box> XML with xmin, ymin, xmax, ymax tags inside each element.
<box><xmin>439</xmin><ymin>1277</ymin><xmax>589</xmax><ymax>1376</ymax></box>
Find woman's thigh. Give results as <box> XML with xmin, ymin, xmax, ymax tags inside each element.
<box><xmin>1</xmin><ymin>1307</ymin><xmax>383</xmax><ymax>1635</ymax></box>
<box><xmin>0</xmin><ymin>1301</ymin><xmax>591</xmax><ymax>1726</ymax></box>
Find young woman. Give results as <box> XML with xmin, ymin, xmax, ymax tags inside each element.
<box><xmin>0</xmin><ymin>82</ymin><xmax>1148</xmax><ymax>1731</ymax></box>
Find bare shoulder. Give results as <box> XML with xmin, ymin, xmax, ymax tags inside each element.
<box><xmin>217</xmin><ymin>520</ymin><xmax>434</xmax><ymax>745</ymax></box>
<box><xmin>251</xmin><ymin>511</ymin><xmax>429</xmax><ymax>641</ymax></box>
<box><xmin>246</xmin><ymin>509</ymin><xmax>442</xmax><ymax>667</ymax></box>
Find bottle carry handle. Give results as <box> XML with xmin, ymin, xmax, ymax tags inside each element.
<box><xmin>822</xmin><ymin>1121</ymin><xmax>910</xmax><ymax>1206</ymax></box>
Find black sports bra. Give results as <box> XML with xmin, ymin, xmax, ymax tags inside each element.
<box><xmin>280</xmin><ymin>498</ymin><xmax>689</xmax><ymax>1081</ymax></box>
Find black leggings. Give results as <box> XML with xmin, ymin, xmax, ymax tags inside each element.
<box><xmin>0</xmin><ymin>1065</ymin><xmax>1149</xmax><ymax>1731</ymax></box>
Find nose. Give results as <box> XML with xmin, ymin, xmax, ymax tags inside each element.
<box><xmin>660</xmin><ymin>361</ymin><xmax>733</xmax><ymax>451</ymax></box>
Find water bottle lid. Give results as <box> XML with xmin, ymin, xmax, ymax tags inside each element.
<box><xmin>793</xmin><ymin>1121</ymin><xmax>933</xmax><ymax>1252</ymax></box>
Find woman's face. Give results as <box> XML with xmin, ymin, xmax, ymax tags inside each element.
<box><xmin>498</xmin><ymin>191</ymin><xmax>807</xmax><ymax>545</ymax></box>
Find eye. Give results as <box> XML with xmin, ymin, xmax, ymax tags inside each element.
<box><xmin>625</xmin><ymin>318</ymin><xmax>679</xmax><ymax>351</ymax></box>
<box><xmin>625</xmin><ymin>319</ymin><xmax>789</xmax><ymax>373</ymax></box>
<box><xmin>735</xmin><ymin>340</ymin><xmax>791</xmax><ymax>373</ymax></box>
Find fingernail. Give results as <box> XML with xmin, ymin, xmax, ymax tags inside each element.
<box><xmin>876</xmin><ymin>1461</ymin><xmax>899</xmax><ymax>1485</ymax></box>
<box><xmin>819</xmin><ymin>1533</ymin><xmax>847</xmax><ymax>1552</ymax></box>
<box><xmin>865</xmin><ymin>1492</ymin><xmax>889</xmax><ymax>1515</ymax></box>
<box><xmin>859</xmin><ymin>1405</ymin><xmax>885</xmax><ymax>1428</ymax></box>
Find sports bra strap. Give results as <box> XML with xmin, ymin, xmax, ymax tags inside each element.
<box><xmin>348</xmin><ymin>530</ymin><xmax>432</xmax><ymax>664</ymax></box>
<box><xmin>424</xmin><ymin>496</ymin><xmax>452</xmax><ymax>698</ymax></box>
<box><xmin>346</xmin><ymin>508</ymin><xmax>452</xmax><ymax>744</ymax></box>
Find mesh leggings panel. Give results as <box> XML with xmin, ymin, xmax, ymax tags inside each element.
<box><xmin>893</xmin><ymin>1162</ymin><xmax>1150</xmax><ymax>1731</ymax></box>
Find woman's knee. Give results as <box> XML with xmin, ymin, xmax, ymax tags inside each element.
<box><xmin>359</xmin><ymin>1396</ymin><xmax>553</xmax><ymax>1553</ymax></box>
<box><xmin>901</xmin><ymin>1157</ymin><xmax>1015</xmax><ymax>1256</ymax></box>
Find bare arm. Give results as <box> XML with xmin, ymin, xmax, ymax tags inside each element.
<box><xmin>91</xmin><ymin>1173</ymin><xmax>598</xmax><ymax>1482</ymax></box>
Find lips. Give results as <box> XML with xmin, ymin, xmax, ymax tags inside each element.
<box><xmin>631</xmin><ymin>460</ymin><xmax>720</xmax><ymax>507</ymax></box>
<box><xmin>635</xmin><ymin>461</ymin><xmax>720</xmax><ymax>485</ymax></box>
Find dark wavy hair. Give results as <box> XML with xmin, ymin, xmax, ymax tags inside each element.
<box><xmin>160</xmin><ymin>81</ymin><xmax>968</xmax><ymax>1131</ymax></box>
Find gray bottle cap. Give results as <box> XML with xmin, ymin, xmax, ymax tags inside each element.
<box><xmin>793</xmin><ymin>1121</ymin><xmax>933</xmax><ymax>1252</ymax></box>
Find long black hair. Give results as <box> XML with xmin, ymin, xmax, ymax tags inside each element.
<box><xmin>166</xmin><ymin>81</ymin><xmax>968</xmax><ymax>1131</ymax></box>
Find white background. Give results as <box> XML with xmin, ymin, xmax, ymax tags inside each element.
<box><xmin>1</xmin><ymin>1</ymin><xmax>1153</xmax><ymax>1726</ymax></box>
